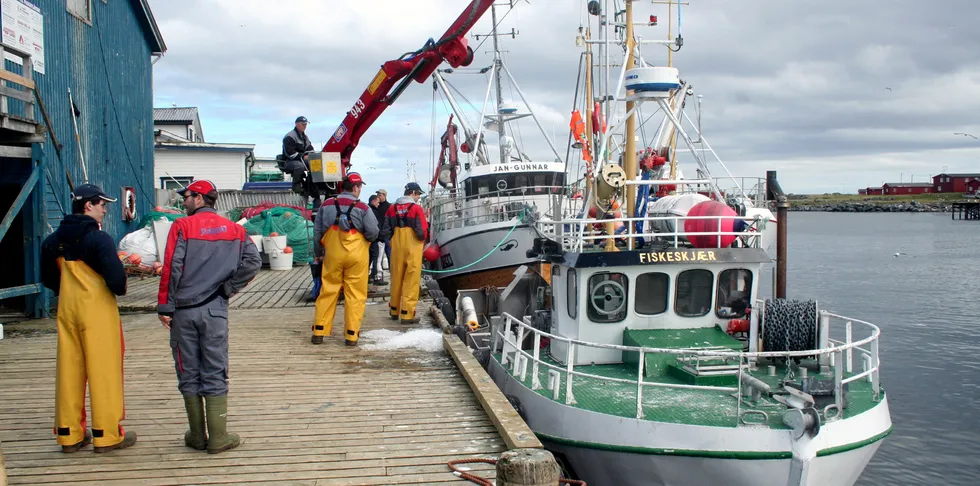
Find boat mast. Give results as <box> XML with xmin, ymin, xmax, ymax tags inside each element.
<box><xmin>666</xmin><ymin>0</ymin><xmax>680</xmax><ymax>185</ymax></box>
<box><xmin>490</xmin><ymin>4</ymin><xmax>507</xmax><ymax>165</ymax></box>
<box><xmin>584</xmin><ymin>27</ymin><xmax>595</xmax><ymax>208</ymax></box>
<box><xmin>624</xmin><ymin>1</ymin><xmax>638</xmax><ymax>222</ymax></box>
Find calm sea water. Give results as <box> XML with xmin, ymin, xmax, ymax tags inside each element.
<box><xmin>781</xmin><ymin>212</ymin><xmax>980</xmax><ymax>486</ymax></box>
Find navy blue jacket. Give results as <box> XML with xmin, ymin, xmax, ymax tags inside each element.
<box><xmin>40</xmin><ymin>215</ymin><xmax>127</xmax><ymax>296</ymax></box>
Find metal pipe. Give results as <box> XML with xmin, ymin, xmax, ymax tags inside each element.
<box><xmin>767</xmin><ymin>170</ymin><xmax>788</xmax><ymax>299</ymax></box>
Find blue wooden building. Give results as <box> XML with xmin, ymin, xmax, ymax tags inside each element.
<box><xmin>0</xmin><ymin>0</ymin><xmax>166</xmax><ymax>316</ymax></box>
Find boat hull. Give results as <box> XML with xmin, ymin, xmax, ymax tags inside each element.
<box><xmin>430</xmin><ymin>224</ymin><xmax>540</xmax><ymax>300</ymax></box>
<box><xmin>488</xmin><ymin>358</ymin><xmax>891</xmax><ymax>486</ymax></box>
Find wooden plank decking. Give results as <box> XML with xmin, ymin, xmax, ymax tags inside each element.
<box><xmin>0</xmin><ymin>304</ymin><xmax>505</xmax><ymax>485</ymax></box>
<box><xmin>117</xmin><ymin>266</ymin><xmax>391</xmax><ymax>313</ymax></box>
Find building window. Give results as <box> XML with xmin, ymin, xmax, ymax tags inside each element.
<box><xmin>67</xmin><ymin>0</ymin><xmax>92</xmax><ymax>22</ymax></box>
<box><xmin>716</xmin><ymin>269</ymin><xmax>752</xmax><ymax>318</ymax></box>
<box><xmin>566</xmin><ymin>268</ymin><xmax>577</xmax><ymax>319</ymax></box>
<box><xmin>161</xmin><ymin>176</ymin><xmax>193</xmax><ymax>190</ymax></box>
<box><xmin>635</xmin><ymin>272</ymin><xmax>669</xmax><ymax>315</ymax></box>
<box><xmin>587</xmin><ymin>272</ymin><xmax>628</xmax><ymax>323</ymax></box>
<box><xmin>675</xmin><ymin>269</ymin><xmax>713</xmax><ymax>317</ymax></box>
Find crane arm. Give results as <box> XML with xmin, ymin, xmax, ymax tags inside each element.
<box><xmin>323</xmin><ymin>0</ymin><xmax>496</xmax><ymax>171</ymax></box>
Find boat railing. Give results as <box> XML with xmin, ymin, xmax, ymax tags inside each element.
<box><xmin>428</xmin><ymin>186</ymin><xmax>567</xmax><ymax>232</ymax></box>
<box><xmin>493</xmin><ymin>310</ymin><xmax>881</xmax><ymax>425</ymax></box>
<box><xmin>540</xmin><ymin>214</ymin><xmax>769</xmax><ymax>252</ymax></box>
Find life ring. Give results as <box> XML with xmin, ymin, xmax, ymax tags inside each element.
<box><xmin>122</xmin><ymin>186</ymin><xmax>137</xmax><ymax>222</ymax></box>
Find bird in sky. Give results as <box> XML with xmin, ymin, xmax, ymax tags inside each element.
<box><xmin>954</xmin><ymin>132</ymin><xmax>978</xmax><ymax>139</ymax></box>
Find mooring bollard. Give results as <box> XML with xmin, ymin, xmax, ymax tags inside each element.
<box><xmin>496</xmin><ymin>448</ymin><xmax>561</xmax><ymax>486</ymax></box>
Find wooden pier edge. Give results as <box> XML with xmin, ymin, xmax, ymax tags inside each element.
<box><xmin>430</xmin><ymin>305</ymin><xmax>543</xmax><ymax>451</ymax></box>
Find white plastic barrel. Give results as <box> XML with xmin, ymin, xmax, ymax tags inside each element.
<box><xmin>262</xmin><ymin>235</ymin><xmax>287</xmax><ymax>253</ymax></box>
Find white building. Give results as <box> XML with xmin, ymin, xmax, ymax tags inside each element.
<box><xmin>153</xmin><ymin>107</ymin><xmax>255</xmax><ymax>191</ymax></box>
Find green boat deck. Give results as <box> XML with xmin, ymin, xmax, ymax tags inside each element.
<box><xmin>496</xmin><ymin>328</ymin><xmax>883</xmax><ymax>429</ymax></box>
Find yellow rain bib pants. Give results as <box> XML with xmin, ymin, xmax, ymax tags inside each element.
<box><xmin>314</xmin><ymin>222</ymin><xmax>370</xmax><ymax>343</ymax></box>
<box><xmin>389</xmin><ymin>224</ymin><xmax>424</xmax><ymax>321</ymax></box>
<box><xmin>54</xmin><ymin>259</ymin><xmax>126</xmax><ymax>448</ymax></box>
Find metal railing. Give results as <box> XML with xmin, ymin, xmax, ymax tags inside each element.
<box><xmin>541</xmin><ymin>213</ymin><xmax>770</xmax><ymax>252</ymax></box>
<box><xmin>492</xmin><ymin>309</ymin><xmax>881</xmax><ymax>426</ymax></box>
<box><xmin>428</xmin><ymin>186</ymin><xmax>567</xmax><ymax>232</ymax></box>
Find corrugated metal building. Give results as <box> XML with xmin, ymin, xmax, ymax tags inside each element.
<box><xmin>0</xmin><ymin>0</ymin><xmax>166</xmax><ymax>316</ymax></box>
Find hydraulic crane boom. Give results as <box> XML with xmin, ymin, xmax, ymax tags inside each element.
<box><xmin>323</xmin><ymin>0</ymin><xmax>496</xmax><ymax>175</ymax></box>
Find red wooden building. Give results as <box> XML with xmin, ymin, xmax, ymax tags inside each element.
<box><xmin>882</xmin><ymin>183</ymin><xmax>933</xmax><ymax>195</ymax></box>
<box><xmin>967</xmin><ymin>179</ymin><xmax>980</xmax><ymax>195</ymax></box>
<box><xmin>866</xmin><ymin>187</ymin><xmax>883</xmax><ymax>195</ymax></box>
<box><xmin>932</xmin><ymin>173</ymin><xmax>980</xmax><ymax>193</ymax></box>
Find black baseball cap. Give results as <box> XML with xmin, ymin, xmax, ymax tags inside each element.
<box><xmin>405</xmin><ymin>182</ymin><xmax>423</xmax><ymax>193</ymax></box>
<box><xmin>295</xmin><ymin>116</ymin><xmax>309</xmax><ymax>123</ymax></box>
<box><xmin>72</xmin><ymin>184</ymin><xmax>117</xmax><ymax>203</ymax></box>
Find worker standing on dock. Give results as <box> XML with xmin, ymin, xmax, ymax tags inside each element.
<box><xmin>381</xmin><ymin>182</ymin><xmax>428</xmax><ymax>324</ymax></box>
<box><xmin>312</xmin><ymin>173</ymin><xmax>379</xmax><ymax>346</ymax></box>
<box><xmin>40</xmin><ymin>184</ymin><xmax>137</xmax><ymax>453</ymax></box>
<box><xmin>157</xmin><ymin>180</ymin><xmax>261</xmax><ymax>454</ymax></box>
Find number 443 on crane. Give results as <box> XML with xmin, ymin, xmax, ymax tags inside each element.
<box><xmin>305</xmin><ymin>0</ymin><xmax>497</xmax><ymax>199</ymax></box>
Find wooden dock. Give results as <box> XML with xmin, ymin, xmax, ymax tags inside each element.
<box><xmin>117</xmin><ymin>265</ymin><xmax>390</xmax><ymax>313</ymax></box>
<box><xmin>951</xmin><ymin>201</ymin><xmax>980</xmax><ymax>220</ymax></box>
<box><xmin>0</xmin><ymin>302</ymin><xmax>524</xmax><ymax>485</ymax></box>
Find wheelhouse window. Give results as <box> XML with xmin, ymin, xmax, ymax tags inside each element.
<box><xmin>464</xmin><ymin>172</ymin><xmax>567</xmax><ymax>197</ymax></box>
<box><xmin>566</xmin><ymin>268</ymin><xmax>577</xmax><ymax>318</ymax></box>
<box><xmin>716</xmin><ymin>269</ymin><xmax>752</xmax><ymax>318</ymax></box>
<box><xmin>635</xmin><ymin>272</ymin><xmax>669</xmax><ymax>315</ymax></box>
<box><xmin>587</xmin><ymin>272</ymin><xmax>628</xmax><ymax>323</ymax></box>
<box><xmin>674</xmin><ymin>269</ymin><xmax>713</xmax><ymax>317</ymax></box>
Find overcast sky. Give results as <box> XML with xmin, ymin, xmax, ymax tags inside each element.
<box><xmin>146</xmin><ymin>0</ymin><xmax>980</xmax><ymax>195</ymax></box>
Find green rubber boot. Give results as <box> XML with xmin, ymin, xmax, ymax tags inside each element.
<box><xmin>205</xmin><ymin>395</ymin><xmax>240</xmax><ymax>454</ymax></box>
<box><xmin>182</xmin><ymin>395</ymin><xmax>208</xmax><ymax>450</ymax></box>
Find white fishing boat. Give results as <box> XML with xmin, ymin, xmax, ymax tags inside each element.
<box><xmin>424</xmin><ymin>1</ymin><xmax>569</xmax><ymax>305</ymax></box>
<box><xmin>448</xmin><ymin>1</ymin><xmax>891</xmax><ymax>485</ymax></box>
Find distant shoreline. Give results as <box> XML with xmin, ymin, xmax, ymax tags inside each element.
<box><xmin>788</xmin><ymin>201</ymin><xmax>950</xmax><ymax>213</ymax></box>
<box><xmin>785</xmin><ymin>193</ymin><xmax>974</xmax><ymax>213</ymax></box>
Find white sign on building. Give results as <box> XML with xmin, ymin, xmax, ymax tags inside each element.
<box><xmin>0</xmin><ymin>0</ymin><xmax>44</xmax><ymax>74</ymax></box>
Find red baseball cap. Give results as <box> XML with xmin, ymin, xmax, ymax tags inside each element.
<box><xmin>177</xmin><ymin>180</ymin><xmax>218</xmax><ymax>197</ymax></box>
<box><xmin>346</xmin><ymin>173</ymin><xmax>364</xmax><ymax>185</ymax></box>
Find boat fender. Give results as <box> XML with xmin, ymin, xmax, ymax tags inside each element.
<box><xmin>439</xmin><ymin>299</ymin><xmax>457</xmax><ymax>327</ymax></box>
<box><xmin>460</xmin><ymin>296</ymin><xmax>479</xmax><ymax>331</ymax></box>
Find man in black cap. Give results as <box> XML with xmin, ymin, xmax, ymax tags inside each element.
<box><xmin>40</xmin><ymin>184</ymin><xmax>137</xmax><ymax>453</ymax></box>
<box><xmin>281</xmin><ymin>116</ymin><xmax>315</xmax><ymax>196</ymax></box>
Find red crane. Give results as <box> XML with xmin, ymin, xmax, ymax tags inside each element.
<box><xmin>323</xmin><ymin>0</ymin><xmax>496</xmax><ymax>179</ymax></box>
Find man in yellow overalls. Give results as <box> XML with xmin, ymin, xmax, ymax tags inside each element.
<box><xmin>40</xmin><ymin>184</ymin><xmax>137</xmax><ymax>453</ymax></box>
<box><xmin>380</xmin><ymin>182</ymin><xmax>428</xmax><ymax>324</ymax></box>
<box><xmin>312</xmin><ymin>173</ymin><xmax>379</xmax><ymax>346</ymax></box>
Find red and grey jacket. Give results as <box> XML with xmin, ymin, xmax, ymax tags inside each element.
<box><xmin>380</xmin><ymin>196</ymin><xmax>429</xmax><ymax>242</ymax></box>
<box><xmin>157</xmin><ymin>207</ymin><xmax>261</xmax><ymax>315</ymax></box>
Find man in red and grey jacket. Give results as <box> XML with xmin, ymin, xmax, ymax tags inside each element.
<box><xmin>157</xmin><ymin>180</ymin><xmax>261</xmax><ymax>454</ymax></box>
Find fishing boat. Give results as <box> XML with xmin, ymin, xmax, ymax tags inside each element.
<box><xmin>449</xmin><ymin>1</ymin><xmax>892</xmax><ymax>485</ymax></box>
<box><xmin>424</xmin><ymin>1</ymin><xmax>569</xmax><ymax>304</ymax></box>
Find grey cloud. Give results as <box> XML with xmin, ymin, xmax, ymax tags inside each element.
<box><xmin>148</xmin><ymin>0</ymin><xmax>980</xmax><ymax>193</ymax></box>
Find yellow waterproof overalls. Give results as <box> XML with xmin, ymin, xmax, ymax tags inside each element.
<box><xmin>389</xmin><ymin>203</ymin><xmax>424</xmax><ymax>321</ymax></box>
<box><xmin>314</xmin><ymin>199</ymin><xmax>370</xmax><ymax>342</ymax></box>
<box><xmin>54</xmin><ymin>259</ymin><xmax>126</xmax><ymax>448</ymax></box>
